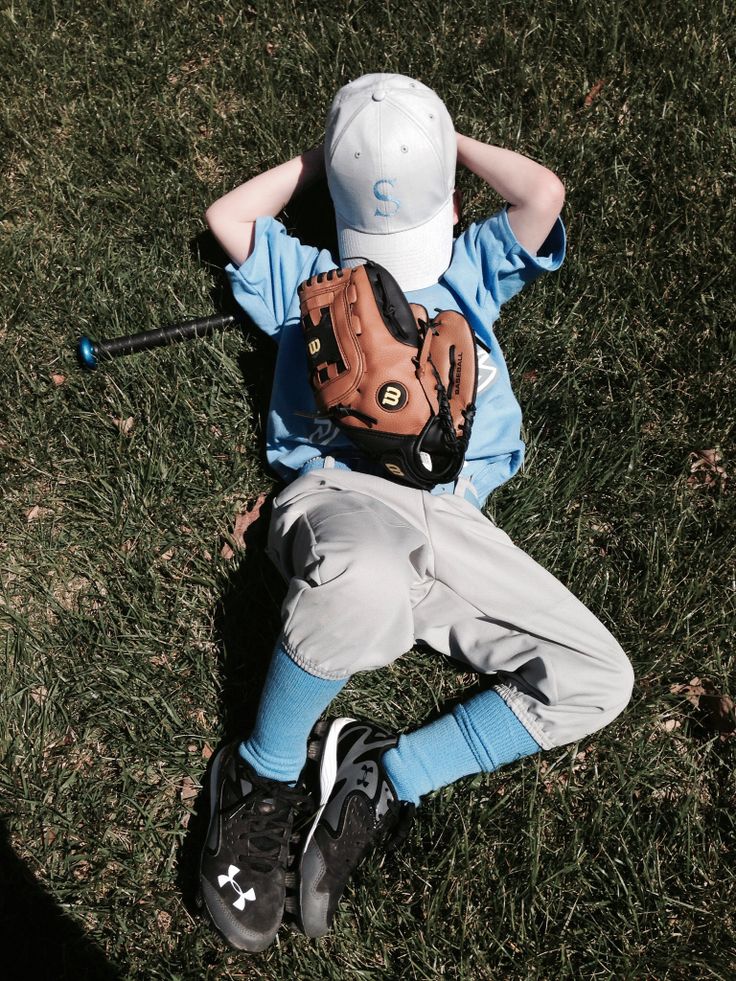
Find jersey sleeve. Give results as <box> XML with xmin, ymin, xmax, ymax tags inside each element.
<box><xmin>225</xmin><ymin>217</ymin><xmax>334</xmax><ymax>342</ymax></box>
<box><xmin>448</xmin><ymin>207</ymin><xmax>566</xmax><ymax>338</ymax></box>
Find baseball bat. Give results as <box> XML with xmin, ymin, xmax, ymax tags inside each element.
<box><xmin>77</xmin><ymin>314</ymin><xmax>239</xmax><ymax>369</ymax></box>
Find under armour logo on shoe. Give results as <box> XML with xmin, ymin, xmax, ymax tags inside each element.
<box><xmin>217</xmin><ymin>864</ymin><xmax>256</xmax><ymax>911</ymax></box>
<box><xmin>357</xmin><ymin>764</ymin><xmax>374</xmax><ymax>788</ymax></box>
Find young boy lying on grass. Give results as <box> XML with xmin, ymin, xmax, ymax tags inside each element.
<box><xmin>199</xmin><ymin>73</ymin><xmax>634</xmax><ymax>952</ymax></box>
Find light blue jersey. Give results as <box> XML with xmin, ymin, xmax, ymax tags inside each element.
<box><xmin>227</xmin><ymin>209</ymin><xmax>565</xmax><ymax>509</ymax></box>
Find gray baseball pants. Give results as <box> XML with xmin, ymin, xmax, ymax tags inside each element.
<box><xmin>267</xmin><ymin>469</ymin><xmax>634</xmax><ymax>750</ymax></box>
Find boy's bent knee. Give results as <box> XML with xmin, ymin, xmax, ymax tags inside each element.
<box><xmin>567</xmin><ymin>642</ymin><xmax>634</xmax><ymax>741</ymax></box>
<box><xmin>603</xmin><ymin>645</ymin><xmax>635</xmax><ymax>719</ymax></box>
<box><xmin>278</xmin><ymin>537</ymin><xmax>418</xmax><ymax>679</ymax></box>
<box><xmin>516</xmin><ymin>639</ymin><xmax>635</xmax><ymax>749</ymax></box>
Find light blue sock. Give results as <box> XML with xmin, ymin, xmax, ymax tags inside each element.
<box><xmin>239</xmin><ymin>643</ymin><xmax>346</xmax><ymax>783</ymax></box>
<box><xmin>382</xmin><ymin>689</ymin><xmax>541</xmax><ymax>806</ymax></box>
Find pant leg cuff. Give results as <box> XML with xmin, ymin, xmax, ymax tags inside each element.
<box><xmin>493</xmin><ymin>683</ymin><xmax>553</xmax><ymax>750</ymax></box>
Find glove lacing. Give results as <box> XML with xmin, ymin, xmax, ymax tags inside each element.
<box><xmin>422</xmin><ymin>320</ymin><xmax>476</xmax><ymax>458</ymax></box>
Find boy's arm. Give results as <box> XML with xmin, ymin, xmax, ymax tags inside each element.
<box><xmin>456</xmin><ymin>134</ymin><xmax>564</xmax><ymax>255</ymax></box>
<box><xmin>205</xmin><ymin>146</ymin><xmax>326</xmax><ymax>266</ymax></box>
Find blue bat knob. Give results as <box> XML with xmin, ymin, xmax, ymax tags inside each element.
<box><xmin>77</xmin><ymin>335</ymin><xmax>98</xmax><ymax>370</ymax></box>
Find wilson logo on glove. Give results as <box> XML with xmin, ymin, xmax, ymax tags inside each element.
<box><xmin>378</xmin><ymin>383</ymin><xmax>408</xmax><ymax>410</ymax></box>
<box><xmin>297</xmin><ymin>261</ymin><xmax>477</xmax><ymax>490</ymax></box>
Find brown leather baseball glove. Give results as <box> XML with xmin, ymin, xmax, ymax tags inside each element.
<box><xmin>297</xmin><ymin>260</ymin><xmax>477</xmax><ymax>490</ymax></box>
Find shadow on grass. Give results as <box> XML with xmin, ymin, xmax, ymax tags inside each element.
<box><xmin>213</xmin><ymin>496</ymin><xmax>286</xmax><ymax>740</ymax></box>
<box><xmin>0</xmin><ymin>819</ymin><xmax>123</xmax><ymax>981</ymax></box>
<box><xmin>177</xmin><ymin>496</ymin><xmax>288</xmax><ymax>915</ymax></box>
<box><xmin>176</xmin><ymin>180</ymin><xmax>343</xmax><ymax>921</ymax></box>
<box><xmin>280</xmin><ymin>176</ymin><xmax>339</xmax><ymax>258</ymax></box>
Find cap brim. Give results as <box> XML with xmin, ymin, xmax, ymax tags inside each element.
<box><xmin>336</xmin><ymin>195</ymin><xmax>454</xmax><ymax>292</ymax></box>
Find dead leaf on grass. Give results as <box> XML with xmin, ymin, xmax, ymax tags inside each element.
<box><xmin>670</xmin><ymin>676</ymin><xmax>706</xmax><ymax>706</ymax></box>
<box><xmin>46</xmin><ymin>727</ymin><xmax>76</xmax><ymax>751</ymax></box>
<box><xmin>202</xmin><ymin>742</ymin><xmax>214</xmax><ymax>761</ymax></box>
<box><xmin>110</xmin><ymin>415</ymin><xmax>135</xmax><ymax>436</ymax></box>
<box><xmin>179</xmin><ymin>775</ymin><xmax>199</xmax><ymax>805</ymax></box>
<box><xmin>687</xmin><ymin>448</ymin><xmax>728</xmax><ymax>492</ymax></box>
<box><xmin>27</xmin><ymin>505</ymin><xmax>53</xmax><ymax>522</ymax></box>
<box><xmin>220</xmin><ymin>492</ymin><xmax>268</xmax><ymax>559</ymax></box>
<box><xmin>51</xmin><ymin>372</ymin><xmax>66</xmax><ymax>386</ymax></box>
<box><xmin>670</xmin><ymin>677</ymin><xmax>735</xmax><ymax>739</ymax></box>
<box><xmin>156</xmin><ymin>910</ymin><xmax>172</xmax><ymax>933</ymax></box>
<box><xmin>648</xmin><ymin>715</ymin><xmax>683</xmax><ymax>743</ymax></box>
<box><xmin>73</xmin><ymin>860</ymin><xmax>92</xmax><ymax>882</ymax></box>
<box><xmin>698</xmin><ymin>694</ymin><xmax>735</xmax><ymax>736</ymax></box>
<box><xmin>584</xmin><ymin>79</ymin><xmax>606</xmax><ymax>107</ymax></box>
<box><xmin>189</xmin><ymin>707</ymin><xmax>209</xmax><ymax>728</ymax></box>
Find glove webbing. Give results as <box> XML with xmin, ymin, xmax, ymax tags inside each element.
<box><xmin>425</xmin><ymin>328</ymin><xmax>476</xmax><ymax>456</ymax></box>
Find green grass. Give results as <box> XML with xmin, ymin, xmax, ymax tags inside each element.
<box><xmin>1</xmin><ymin>0</ymin><xmax>734</xmax><ymax>978</ymax></box>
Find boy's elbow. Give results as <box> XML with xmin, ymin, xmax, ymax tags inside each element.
<box><xmin>550</xmin><ymin>173</ymin><xmax>565</xmax><ymax>212</ymax></box>
<box><xmin>508</xmin><ymin>171</ymin><xmax>565</xmax><ymax>255</ymax></box>
<box><xmin>205</xmin><ymin>201</ymin><xmax>223</xmax><ymax>233</ymax></box>
<box><xmin>203</xmin><ymin>203</ymin><xmax>256</xmax><ymax>266</ymax></box>
<box><xmin>537</xmin><ymin>171</ymin><xmax>565</xmax><ymax>217</ymax></box>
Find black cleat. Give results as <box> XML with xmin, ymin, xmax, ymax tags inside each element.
<box><xmin>298</xmin><ymin>718</ymin><xmax>415</xmax><ymax>938</ymax></box>
<box><xmin>199</xmin><ymin>742</ymin><xmax>309</xmax><ymax>952</ymax></box>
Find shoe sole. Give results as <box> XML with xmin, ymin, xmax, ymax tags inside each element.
<box><xmin>203</xmin><ymin>744</ymin><xmax>228</xmax><ymax>853</ymax></box>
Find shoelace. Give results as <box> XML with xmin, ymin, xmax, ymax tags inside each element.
<box><xmin>230</xmin><ymin>770</ymin><xmax>310</xmax><ymax>872</ymax></box>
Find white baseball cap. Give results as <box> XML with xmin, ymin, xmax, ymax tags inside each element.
<box><xmin>324</xmin><ymin>73</ymin><xmax>457</xmax><ymax>291</ymax></box>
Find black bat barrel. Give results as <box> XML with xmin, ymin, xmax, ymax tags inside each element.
<box><xmin>77</xmin><ymin>314</ymin><xmax>237</xmax><ymax>369</ymax></box>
